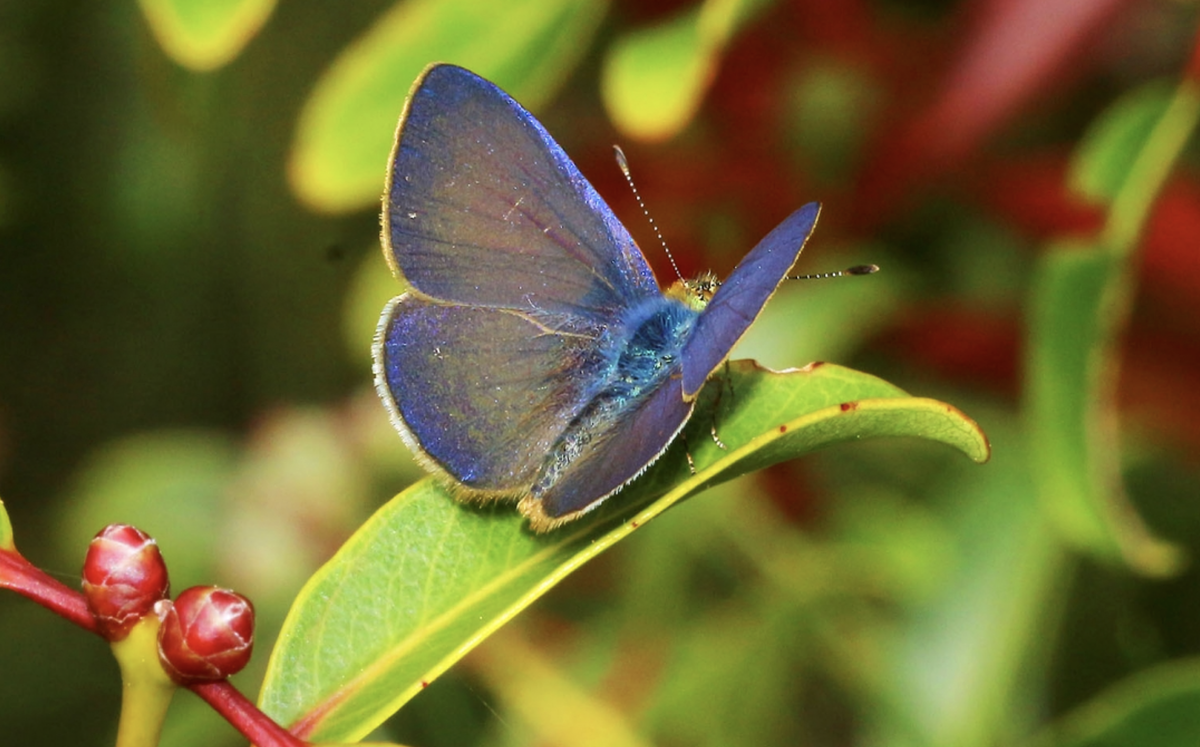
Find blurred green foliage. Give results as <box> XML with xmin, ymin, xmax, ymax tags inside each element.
<box><xmin>3</xmin><ymin>1</ymin><xmax>1200</xmax><ymax>746</ymax></box>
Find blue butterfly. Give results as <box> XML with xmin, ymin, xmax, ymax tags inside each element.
<box><xmin>374</xmin><ymin>64</ymin><xmax>821</xmax><ymax>532</ymax></box>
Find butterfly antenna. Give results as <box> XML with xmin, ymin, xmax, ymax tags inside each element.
<box><xmin>614</xmin><ymin>145</ymin><xmax>685</xmax><ymax>282</ymax></box>
<box><xmin>787</xmin><ymin>264</ymin><xmax>880</xmax><ymax>280</ymax></box>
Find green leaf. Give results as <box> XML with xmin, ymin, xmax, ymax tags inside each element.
<box><xmin>1070</xmin><ymin>81</ymin><xmax>1174</xmax><ymax>206</ymax></box>
<box><xmin>601</xmin><ymin>0</ymin><xmax>772</xmax><ymax>142</ymax></box>
<box><xmin>1029</xmin><ymin>659</ymin><xmax>1200</xmax><ymax>747</ymax></box>
<box><xmin>1025</xmin><ymin>242</ymin><xmax>1176</xmax><ymax>572</ymax></box>
<box><xmin>288</xmin><ymin>0</ymin><xmax>608</xmax><ymax>213</ymax></box>
<box><xmin>136</xmin><ymin>0</ymin><xmax>278</xmax><ymax>71</ymax></box>
<box><xmin>1024</xmin><ymin>77</ymin><xmax>1200</xmax><ymax>575</ymax></box>
<box><xmin>875</xmin><ymin>415</ymin><xmax>1061</xmax><ymax>747</ymax></box>
<box><xmin>259</xmin><ymin>361</ymin><xmax>988</xmax><ymax>742</ymax></box>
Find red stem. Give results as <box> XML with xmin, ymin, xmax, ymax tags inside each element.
<box><xmin>190</xmin><ymin>681</ymin><xmax>308</xmax><ymax>747</ymax></box>
<box><xmin>0</xmin><ymin>548</ymin><xmax>97</xmax><ymax>632</ymax></box>
<box><xmin>4</xmin><ymin>545</ymin><xmax>307</xmax><ymax>746</ymax></box>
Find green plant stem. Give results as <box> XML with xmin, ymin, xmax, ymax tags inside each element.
<box><xmin>111</xmin><ymin>618</ymin><xmax>176</xmax><ymax>747</ymax></box>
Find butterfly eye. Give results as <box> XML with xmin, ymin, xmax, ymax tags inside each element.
<box><xmin>690</xmin><ymin>273</ymin><xmax>720</xmax><ymax>304</ymax></box>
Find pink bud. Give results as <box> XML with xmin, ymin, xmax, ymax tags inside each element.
<box><xmin>157</xmin><ymin>586</ymin><xmax>255</xmax><ymax>684</ymax></box>
<box><xmin>81</xmin><ymin>524</ymin><xmax>170</xmax><ymax>641</ymax></box>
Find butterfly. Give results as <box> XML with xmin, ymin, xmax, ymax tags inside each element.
<box><xmin>373</xmin><ymin>63</ymin><xmax>823</xmax><ymax>532</ymax></box>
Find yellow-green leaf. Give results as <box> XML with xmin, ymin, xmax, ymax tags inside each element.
<box><xmin>136</xmin><ymin>0</ymin><xmax>278</xmax><ymax>71</ymax></box>
<box><xmin>289</xmin><ymin>0</ymin><xmax>608</xmax><ymax>213</ymax></box>
<box><xmin>471</xmin><ymin>629</ymin><xmax>653</xmax><ymax>747</ymax></box>
<box><xmin>0</xmin><ymin>497</ymin><xmax>12</xmax><ymax>552</ymax></box>
<box><xmin>601</xmin><ymin>0</ymin><xmax>772</xmax><ymax>142</ymax></box>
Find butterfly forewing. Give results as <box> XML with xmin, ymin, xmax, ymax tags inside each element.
<box><xmin>680</xmin><ymin>203</ymin><xmax>820</xmax><ymax>398</ymax></box>
<box><xmin>386</xmin><ymin>65</ymin><xmax>660</xmax><ymax>320</ymax></box>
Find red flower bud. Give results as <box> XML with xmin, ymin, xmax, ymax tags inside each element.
<box><xmin>81</xmin><ymin>524</ymin><xmax>170</xmax><ymax>641</ymax></box>
<box><xmin>157</xmin><ymin>586</ymin><xmax>255</xmax><ymax>684</ymax></box>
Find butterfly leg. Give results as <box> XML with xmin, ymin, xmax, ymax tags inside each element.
<box><xmin>679</xmin><ymin>431</ymin><xmax>697</xmax><ymax>475</ymax></box>
<box><xmin>710</xmin><ymin>423</ymin><xmax>727</xmax><ymax>450</ymax></box>
<box><xmin>707</xmin><ymin>361</ymin><xmax>735</xmax><ymax>450</ymax></box>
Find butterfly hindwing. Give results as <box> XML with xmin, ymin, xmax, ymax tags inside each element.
<box><xmin>375</xmin><ymin>294</ymin><xmax>607</xmax><ymax>496</ymax></box>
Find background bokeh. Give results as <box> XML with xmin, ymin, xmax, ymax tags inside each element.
<box><xmin>3</xmin><ymin>0</ymin><xmax>1200</xmax><ymax>745</ymax></box>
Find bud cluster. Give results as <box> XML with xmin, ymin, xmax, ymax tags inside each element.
<box><xmin>82</xmin><ymin>524</ymin><xmax>255</xmax><ymax>682</ymax></box>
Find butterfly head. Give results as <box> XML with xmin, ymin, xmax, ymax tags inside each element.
<box><xmin>665</xmin><ymin>272</ymin><xmax>719</xmax><ymax>312</ymax></box>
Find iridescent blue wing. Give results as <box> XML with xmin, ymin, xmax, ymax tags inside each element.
<box><xmin>680</xmin><ymin>203</ymin><xmax>821</xmax><ymax>398</ymax></box>
<box><xmin>385</xmin><ymin>64</ymin><xmax>660</xmax><ymax>321</ymax></box>
<box><xmin>518</xmin><ymin>376</ymin><xmax>695</xmax><ymax>531</ymax></box>
<box><xmin>374</xmin><ymin>294</ymin><xmax>607</xmax><ymax>495</ymax></box>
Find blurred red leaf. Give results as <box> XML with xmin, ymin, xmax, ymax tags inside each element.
<box><xmin>854</xmin><ymin>0</ymin><xmax>1133</xmax><ymax>227</ymax></box>
<box><xmin>1139</xmin><ymin>174</ymin><xmax>1200</xmax><ymax>310</ymax></box>
<box><xmin>1123</xmin><ymin>327</ymin><xmax>1200</xmax><ymax>454</ymax></box>
<box><xmin>973</xmin><ymin>153</ymin><xmax>1105</xmax><ymax>238</ymax></box>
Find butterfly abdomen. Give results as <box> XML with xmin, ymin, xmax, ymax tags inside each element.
<box><xmin>532</xmin><ymin>296</ymin><xmax>698</xmax><ymax>498</ymax></box>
